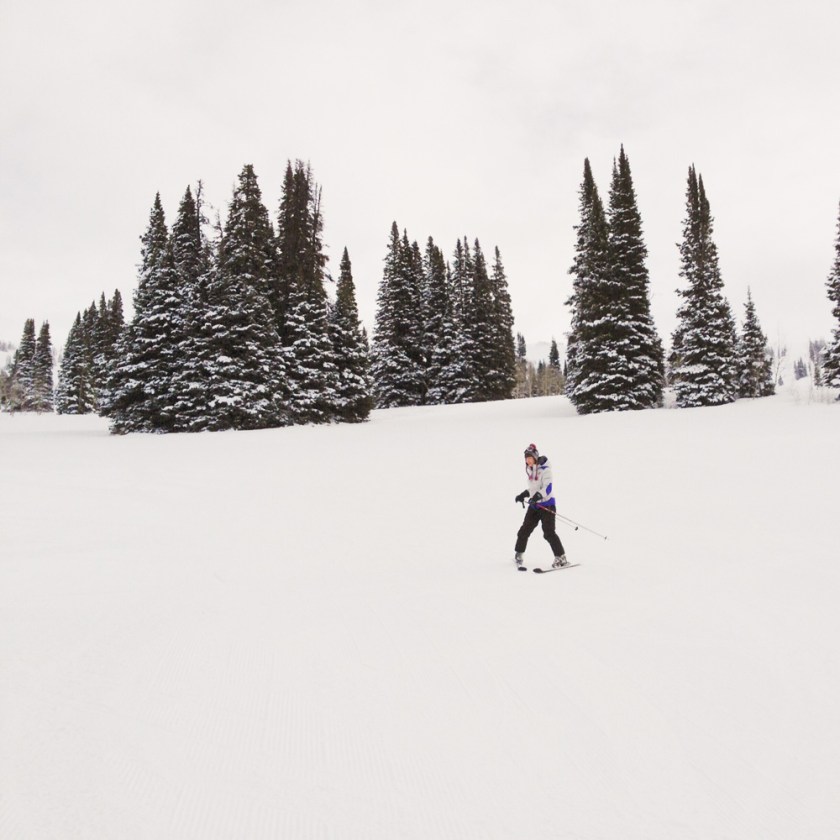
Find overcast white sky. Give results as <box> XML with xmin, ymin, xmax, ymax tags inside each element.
<box><xmin>2</xmin><ymin>0</ymin><xmax>839</xmax><ymax>358</ymax></box>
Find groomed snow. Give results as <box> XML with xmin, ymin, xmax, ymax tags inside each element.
<box><xmin>1</xmin><ymin>389</ymin><xmax>838</xmax><ymax>839</ymax></box>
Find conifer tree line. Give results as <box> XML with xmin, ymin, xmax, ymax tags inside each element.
<box><xmin>100</xmin><ymin>162</ymin><xmax>372</xmax><ymax>433</ymax></box>
<box><xmin>55</xmin><ymin>291</ymin><xmax>125</xmax><ymax>414</ymax></box>
<box><xmin>565</xmin><ymin>148</ymin><xmax>781</xmax><ymax>414</ymax></box>
<box><xmin>0</xmin><ymin>319</ymin><xmax>55</xmax><ymax>412</ymax></box>
<box><xmin>371</xmin><ymin>224</ymin><xmax>517</xmax><ymax>407</ymax></box>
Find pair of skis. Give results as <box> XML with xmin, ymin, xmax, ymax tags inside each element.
<box><xmin>517</xmin><ymin>562</ymin><xmax>580</xmax><ymax>574</ymax></box>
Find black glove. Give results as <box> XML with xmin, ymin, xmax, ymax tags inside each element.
<box><xmin>529</xmin><ymin>492</ymin><xmax>543</xmax><ymax>506</ymax></box>
<box><xmin>515</xmin><ymin>490</ymin><xmax>529</xmax><ymax>505</ymax></box>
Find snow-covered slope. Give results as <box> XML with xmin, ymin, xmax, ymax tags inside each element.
<box><xmin>1</xmin><ymin>392</ymin><xmax>838</xmax><ymax>839</ymax></box>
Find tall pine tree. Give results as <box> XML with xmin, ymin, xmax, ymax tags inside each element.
<box><xmin>276</xmin><ymin>161</ymin><xmax>338</xmax><ymax>422</ymax></box>
<box><xmin>671</xmin><ymin>166</ymin><xmax>737</xmax><ymax>407</ymax></box>
<box><xmin>443</xmin><ymin>238</ymin><xmax>480</xmax><ymax>403</ymax></box>
<box><xmin>823</xmin><ymin>200</ymin><xmax>840</xmax><ymax>389</ymax></box>
<box><xmin>422</xmin><ymin>237</ymin><xmax>453</xmax><ymax>405</ymax></box>
<box><xmin>467</xmin><ymin>239</ymin><xmax>497</xmax><ymax>400</ymax></box>
<box><xmin>56</xmin><ymin>313</ymin><xmax>94</xmax><ymax>414</ymax></box>
<box><xmin>486</xmin><ymin>247</ymin><xmax>517</xmax><ymax>400</ymax></box>
<box><xmin>565</xmin><ymin>158</ymin><xmax>617</xmax><ymax>414</ymax></box>
<box><xmin>371</xmin><ymin>223</ymin><xmax>426</xmax><ymax>407</ymax></box>
<box><xmin>737</xmin><ymin>288</ymin><xmax>774</xmax><ymax>397</ymax></box>
<box><xmin>607</xmin><ymin>146</ymin><xmax>664</xmax><ymax>407</ymax></box>
<box><xmin>329</xmin><ymin>248</ymin><xmax>373</xmax><ymax>422</ymax></box>
<box><xmin>9</xmin><ymin>319</ymin><xmax>37</xmax><ymax>411</ymax></box>
<box><xmin>192</xmin><ymin>166</ymin><xmax>289</xmax><ymax>431</ymax></box>
<box><xmin>168</xmin><ymin>185</ymin><xmax>214</xmax><ymax>430</ymax></box>
<box><xmin>107</xmin><ymin>193</ymin><xmax>184</xmax><ymax>432</ymax></box>
<box><xmin>32</xmin><ymin>321</ymin><xmax>54</xmax><ymax>412</ymax></box>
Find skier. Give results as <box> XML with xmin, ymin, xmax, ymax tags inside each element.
<box><xmin>514</xmin><ymin>443</ymin><xmax>569</xmax><ymax>568</ymax></box>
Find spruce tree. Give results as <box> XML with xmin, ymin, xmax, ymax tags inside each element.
<box><xmin>409</xmin><ymin>237</ymin><xmax>430</xmax><ymax>402</ymax></box>
<box><xmin>549</xmin><ymin>339</ymin><xmax>560</xmax><ymax>370</ymax></box>
<box><xmin>162</xmin><ymin>186</ymin><xmax>211</xmax><ymax>429</ymax></box>
<box><xmin>219</xmin><ymin>165</ymin><xmax>279</xmax><ymax>318</ymax></box>
<box><xmin>810</xmin><ymin>340</ymin><xmax>826</xmax><ymax>385</ymax></box>
<box><xmin>467</xmin><ymin>239</ymin><xmax>496</xmax><ymax>400</ymax></box>
<box><xmin>422</xmin><ymin>238</ymin><xmax>452</xmax><ymax>405</ymax></box>
<box><xmin>276</xmin><ymin>161</ymin><xmax>327</xmax><ymax>328</ymax></box>
<box><xmin>823</xmin><ymin>200</ymin><xmax>840</xmax><ymax>388</ymax></box>
<box><xmin>547</xmin><ymin>339</ymin><xmax>564</xmax><ymax>395</ymax></box>
<box><xmin>486</xmin><ymin>247</ymin><xmax>517</xmax><ymax>400</ymax></box>
<box><xmin>80</xmin><ymin>303</ymin><xmax>101</xmax><ymax>408</ymax></box>
<box><xmin>565</xmin><ymin>158</ymin><xmax>619</xmax><ymax>414</ymax></box>
<box><xmin>283</xmin><ymin>285</ymin><xmax>338</xmax><ymax>424</ymax></box>
<box><xmin>56</xmin><ymin>313</ymin><xmax>94</xmax><ymax>414</ymax></box>
<box><xmin>276</xmin><ymin>161</ymin><xmax>338</xmax><ymax>421</ymax></box>
<box><xmin>671</xmin><ymin>167</ymin><xmax>738</xmax><ymax>407</ymax></box>
<box><xmin>737</xmin><ymin>289</ymin><xmax>774</xmax><ymax>397</ymax></box>
<box><xmin>108</xmin><ymin>290</ymin><xmax>125</xmax><ymax>343</ymax></box>
<box><xmin>437</xmin><ymin>267</ymin><xmax>479</xmax><ymax>402</ymax></box>
<box><xmin>191</xmin><ymin>167</ymin><xmax>288</xmax><ymax>431</ymax></box>
<box><xmin>608</xmin><ymin>146</ymin><xmax>664</xmax><ymax>407</ymax></box>
<box><xmin>513</xmin><ymin>333</ymin><xmax>528</xmax><ymax>398</ymax></box>
<box><xmin>89</xmin><ymin>294</ymin><xmax>111</xmax><ymax>399</ymax></box>
<box><xmin>9</xmin><ymin>319</ymin><xmax>37</xmax><ymax>411</ymax></box>
<box><xmin>107</xmin><ymin>193</ymin><xmax>184</xmax><ymax>432</ymax></box>
<box><xmin>371</xmin><ymin>223</ymin><xmax>425</xmax><ymax>407</ymax></box>
<box><xmin>466</xmin><ymin>239</ymin><xmax>517</xmax><ymax>402</ymax></box>
<box><xmin>442</xmin><ymin>238</ymin><xmax>479</xmax><ymax>403</ymax></box>
<box><xmin>32</xmin><ymin>321</ymin><xmax>54</xmax><ymax>412</ymax></box>
<box><xmin>329</xmin><ymin>248</ymin><xmax>373</xmax><ymax>422</ymax></box>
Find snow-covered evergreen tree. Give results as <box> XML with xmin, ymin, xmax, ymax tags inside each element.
<box><xmin>549</xmin><ymin>339</ymin><xmax>560</xmax><ymax>370</ymax></box>
<box><xmin>275</xmin><ymin>161</ymin><xmax>327</xmax><ymax>328</ymax></box>
<box><xmin>371</xmin><ymin>223</ymin><xmax>426</xmax><ymax>407</ymax></box>
<box><xmin>329</xmin><ymin>248</ymin><xmax>373</xmax><ymax>423</ymax></box>
<box><xmin>467</xmin><ymin>238</ymin><xmax>518</xmax><ymax>402</ymax></box>
<box><xmin>565</xmin><ymin>158</ymin><xmax>619</xmax><ymax>414</ymax></box>
<box><xmin>276</xmin><ymin>161</ymin><xmax>339</xmax><ymax>421</ymax></box>
<box><xmin>422</xmin><ymin>238</ymin><xmax>452</xmax><ymax>405</ymax></box>
<box><xmin>466</xmin><ymin>239</ymin><xmax>497</xmax><ymax>401</ymax></box>
<box><xmin>823</xmin><ymin>200</ymin><xmax>840</xmax><ymax>388</ymax></box>
<box><xmin>55</xmin><ymin>291</ymin><xmax>124</xmax><ymax>416</ymax></box>
<box><xmin>32</xmin><ymin>321</ymin><xmax>54</xmax><ymax>412</ymax></box>
<box><xmin>441</xmin><ymin>238</ymin><xmax>479</xmax><ymax>403</ymax></box>
<box><xmin>8</xmin><ymin>319</ymin><xmax>37</xmax><ymax>411</ymax></box>
<box><xmin>56</xmin><ymin>313</ymin><xmax>94</xmax><ymax>414</ymax></box>
<box><xmin>190</xmin><ymin>167</ymin><xmax>288</xmax><ymax>431</ymax></box>
<box><xmin>485</xmin><ymin>247</ymin><xmax>517</xmax><ymax>401</ymax></box>
<box><xmin>608</xmin><ymin>146</ymin><xmax>664</xmax><ymax>408</ymax></box>
<box><xmin>671</xmin><ymin>166</ymin><xmax>738</xmax><ymax>408</ymax></box>
<box><xmin>107</xmin><ymin>290</ymin><xmax>125</xmax><ymax>345</ymax></box>
<box><xmin>166</xmin><ymin>185</ymin><xmax>215</xmax><ymax>430</ymax></box>
<box><xmin>107</xmin><ymin>193</ymin><xmax>187</xmax><ymax>432</ymax></box>
<box><xmin>737</xmin><ymin>289</ymin><xmax>775</xmax><ymax>397</ymax></box>
<box><xmin>283</xmin><ymin>285</ymin><xmax>338</xmax><ymax>425</ymax></box>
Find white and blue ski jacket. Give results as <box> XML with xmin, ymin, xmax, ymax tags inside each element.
<box><xmin>525</xmin><ymin>456</ymin><xmax>556</xmax><ymax>508</ymax></box>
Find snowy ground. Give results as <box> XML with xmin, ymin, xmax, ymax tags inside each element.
<box><xmin>1</xmin><ymin>387</ymin><xmax>839</xmax><ymax>839</ymax></box>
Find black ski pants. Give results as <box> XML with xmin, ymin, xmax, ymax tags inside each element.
<box><xmin>515</xmin><ymin>505</ymin><xmax>564</xmax><ymax>557</ymax></box>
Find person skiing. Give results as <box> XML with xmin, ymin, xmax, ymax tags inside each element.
<box><xmin>514</xmin><ymin>443</ymin><xmax>569</xmax><ymax>568</ymax></box>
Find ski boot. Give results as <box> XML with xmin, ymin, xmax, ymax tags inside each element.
<box><xmin>552</xmin><ymin>554</ymin><xmax>569</xmax><ymax>568</ymax></box>
<box><xmin>514</xmin><ymin>552</ymin><xmax>525</xmax><ymax>567</ymax></box>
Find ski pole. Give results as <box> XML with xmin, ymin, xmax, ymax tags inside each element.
<box><xmin>551</xmin><ymin>510</ymin><xmax>608</xmax><ymax>541</ymax></box>
<box><xmin>527</xmin><ymin>503</ymin><xmax>608</xmax><ymax>540</ymax></box>
<box><xmin>518</xmin><ymin>498</ymin><xmax>609</xmax><ymax>540</ymax></box>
